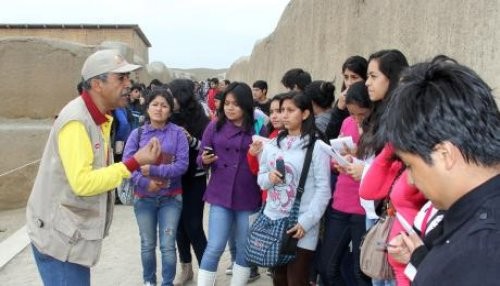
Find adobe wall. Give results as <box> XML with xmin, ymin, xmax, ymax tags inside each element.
<box><xmin>0</xmin><ymin>37</ymin><xmax>94</xmax><ymax>119</ymax></box>
<box><xmin>0</xmin><ymin>28</ymin><xmax>149</xmax><ymax>63</ymax></box>
<box><xmin>227</xmin><ymin>0</ymin><xmax>500</xmax><ymax>104</ymax></box>
<box><xmin>0</xmin><ymin>37</ymin><xmax>171</xmax><ymax>210</ymax></box>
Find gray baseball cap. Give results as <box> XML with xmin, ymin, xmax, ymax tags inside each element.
<box><xmin>81</xmin><ymin>49</ymin><xmax>142</xmax><ymax>80</ymax></box>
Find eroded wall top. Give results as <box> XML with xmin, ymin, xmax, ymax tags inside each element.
<box><xmin>227</xmin><ymin>0</ymin><xmax>500</xmax><ymax>103</ymax></box>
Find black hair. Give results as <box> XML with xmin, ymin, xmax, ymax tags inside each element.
<box><xmin>145</xmin><ymin>87</ymin><xmax>174</xmax><ymax>123</ymax></box>
<box><xmin>130</xmin><ymin>83</ymin><xmax>142</xmax><ymax>92</ymax></box>
<box><xmin>345</xmin><ymin>81</ymin><xmax>371</xmax><ymax>109</ymax></box>
<box><xmin>357</xmin><ymin>49</ymin><xmax>409</xmax><ymax>158</ymax></box>
<box><xmin>210</xmin><ymin>77</ymin><xmax>219</xmax><ymax>85</ymax></box>
<box><xmin>342</xmin><ymin>55</ymin><xmax>368</xmax><ymax>80</ymax></box>
<box><xmin>223</xmin><ymin>79</ymin><xmax>231</xmax><ymax>85</ymax></box>
<box><xmin>149</xmin><ymin>79</ymin><xmax>163</xmax><ymax>88</ymax></box>
<box><xmin>276</xmin><ymin>91</ymin><xmax>319</xmax><ymax>149</ymax></box>
<box><xmin>341</xmin><ymin>55</ymin><xmax>368</xmax><ymax>91</ymax></box>
<box><xmin>303</xmin><ymin>80</ymin><xmax>335</xmax><ymax>109</ymax></box>
<box><xmin>252</xmin><ymin>80</ymin><xmax>268</xmax><ymax>91</ymax></box>
<box><xmin>368</xmin><ymin>49</ymin><xmax>409</xmax><ymax>97</ymax></box>
<box><xmin>77</xmin><ymin>81</ymin><xmax>83</xmax><ymax>95</ymax></box>
<box><xmin>168</xmin><ymin>79</ymin><xmax>210</xmax><ymax>139</ymax></box>
<box><xmin>381</xmin><ymin>57</ymin><xmax>500</xmax><ymax>166</ymax></box>
<box><xmin>281</xmin><ymin>68</ymin><xmax>312</xmax><ymax>91</ymax></box>
<box><xmin>216</xmin><ymin>82</ymin><xmax>255</xmax><ymax>133</ymax></box>
<box><xmin>266</xmin><ymin>94</ymin><xmax>284</xmax><ymax>134</ymax></box>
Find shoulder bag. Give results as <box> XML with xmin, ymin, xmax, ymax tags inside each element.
<box><xmin>359</xmin><ymin>168</ymin><xmax>404</xmax><ymax>279</ymax></box>
<box><xmin>245</xmin><ymin>140</ymin><xmax>315</xmax><ymax>267</ymax></box>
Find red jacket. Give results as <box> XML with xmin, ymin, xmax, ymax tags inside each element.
<box><xmin>247</xmin><ymin>129</ymin><xmax>280</xmax><ymax>201</ymax></box>
<box><xmin>206</xmin><ymin>88</ymin><xmax>219</xmax><ymax>114</ymax></box>
<box><xmin>359</xmin><ymin>144</ymin><xmax>427</xmax><ymax>286</ymax></box>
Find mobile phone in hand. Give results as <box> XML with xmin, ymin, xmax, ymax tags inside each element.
<box><xmin>276</xmin><ymin>158</ymin><xmax>286</xmax><ymax>183</ymax></box>
<box><xmin>204</xmin><ymin>146</ymin><xmax>215</xmax><ymax>156</ymax></box>
<box><xmin>396</xmin><ymin>213</ymin><xmax>416</xmax><ymax>235</ymax></box>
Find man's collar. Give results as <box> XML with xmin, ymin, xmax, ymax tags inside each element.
<box><xmin>438</xmin><ymin>174</ymin><xmax>500</xmax><ymax>244</ymax></box>
<box><xmin>81</xmin><ymin>90</ymin><xmax>108</xmax><ymax>125</ymax></box>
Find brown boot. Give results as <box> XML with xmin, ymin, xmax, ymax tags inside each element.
<box><xmin>173</xmin><ymin>263</ymin><xmax>194</xmax><ymax>286</ymax></box>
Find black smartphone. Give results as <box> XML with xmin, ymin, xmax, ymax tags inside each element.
<box><xmin>276</xmin><ymin>158</ymin><xmax>286</xmax><ymax>183</ymax></box>
<box><xmin>203</xmin><ymin>146</ymin><xmax>215</xmax><ymax>156</ymax></box>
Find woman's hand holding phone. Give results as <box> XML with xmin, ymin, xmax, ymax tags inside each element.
<box><xmin>269</xmin><ymin>170</ymin><xmax>284</xmax><ymax>185</ymax></box>
<box><xmin>201</xmin><ymin>146</ymin><xmax>218</xmax><ymax>165</ymax></box>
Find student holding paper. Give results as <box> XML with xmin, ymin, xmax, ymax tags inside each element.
<box><xmin>325</xmin><ymin>56</ymin><xmax>368</xmax><ymax>139</ymax></box>
<box><xmin>248</xmin><ymin>94</ymin><xmax>285</xmax><ymax>199</ymax></box>
<box><xmin>319</xmin><ymin>81</ymin><xmax>372</xmax><ymax>286</ymax></box>
<box><xmin>359</xmin><ymin>50</ymin><xmax>426</xmax><ymax>286</ymax></box>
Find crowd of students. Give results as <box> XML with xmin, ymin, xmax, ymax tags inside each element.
<box><xmin>48</xmin><ymin>48</ymin><xmax>499</xmax><ymax>286</ymax></box>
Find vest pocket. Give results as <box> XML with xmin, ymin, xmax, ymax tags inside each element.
<box><xmin>54</xmin><ymin>204</ymin><xmax>103</xmax><ymax>241</ymax></box>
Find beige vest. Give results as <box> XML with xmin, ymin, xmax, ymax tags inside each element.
<box><xmin>26</xmin><ymin>96</ymin><xmax>114</xmax><ymax>267</ymax></box>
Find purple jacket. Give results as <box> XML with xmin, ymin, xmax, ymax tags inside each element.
<box><xmin>123</xmin><ymin>122</ymin><xmax>189</xmax><ymax>197</ymax></box>
<box><xmin>197</xmin><ymin>121</ymin><xmax>264</xmax><ymax>211</ymax></box>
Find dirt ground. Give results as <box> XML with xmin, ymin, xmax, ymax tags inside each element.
<box><xmin>0</xmin><ymin>205</ymin><xmax>273</xmax><ymax>285</ymax></box>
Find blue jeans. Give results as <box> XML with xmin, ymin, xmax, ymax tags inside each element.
<box><xmin>366</xmin><ymin>218</ymin><xmax>395</xmax><ymax>286</ymax></box>
<box><xmin>227</xmin><ymin>226</ymin><xmax>237</xmax><ymax>262</ymax></box>
<box><xmin>32</xmin><ymin>244</ymin><xmax>90</xmax><ymax>286</ymax></box>
<box><xmin>134</xmin><ymin>195</ymin><xmax>183</xmax><ymax>286</ymax></box>
<box><xmin>200</xmin><ymin>205</ymin><xmax>252</xmax><ymax>271</ymax></box>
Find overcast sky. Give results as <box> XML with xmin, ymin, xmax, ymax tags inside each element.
<box><xmin>0</xmin><ymin>0</ymin><xmax>290</xmax><ymax>69</ymax></box>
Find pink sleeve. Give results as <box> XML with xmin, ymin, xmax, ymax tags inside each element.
<box><xmin>359</xmin><ymin>144</ymin><xmax>404</xmax><ymax>200</ymax></box>
<box><xmin>339</xmin><ymin>116</ymin><xmax>354</xmax><ymax>137</ymax></box>
<box><xmin>391</xmin><ymin>171</ymin><xmax>428</xmax><ymax>218</ymax></box>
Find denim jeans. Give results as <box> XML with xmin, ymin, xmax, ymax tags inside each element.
<box><xmin>200</xmin><ymin>204</ymin><xmax>252</xmax><ymax>271</ymax></box>
<box><xmin>32</xmin><ymin>244</ymin><xmax>90</xmax><ymax>286</ymax></box>
<box><xmin>227</xmin><ymin>227</ymin><xmax>237</xmax><ymax>262</ymax></box>
<box><xmin>320</xmin><ymin>208</ymin><xmax>371</xmax><ymax>286</ymax></box>
<box><xmin>366</xmin><ymin>218</ymin><xmax>395</xmax><ymax>286</ymax></box>
<box><xmin>134</xmin><ymin>195</ymin><xmax>183</xmax><ymax>286</ymax></box>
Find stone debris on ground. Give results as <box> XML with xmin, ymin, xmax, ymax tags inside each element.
<box><xmin>0</xmin><ymin>205</ymin><xmax>272</xmax><ymax>285</ymax></box>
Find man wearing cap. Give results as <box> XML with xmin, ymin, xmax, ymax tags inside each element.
<box><xmin>26</xmin><ymin>49</ymin><xmax>161</xmax><ymax>285</ymax></box>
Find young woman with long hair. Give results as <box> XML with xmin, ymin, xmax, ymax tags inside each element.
<box><xmin>257</xmin><ymin>91</ymin><xmax>331</xmax><ymax>286</ymax></box>
<box><xmin>359</xmin><ymin>49</ymin><xmax>427</xmax><ymax>286</ymax></box>
<box><xmin>123</xmin><ymin>88</ymin><xmax>189</xmax><ymax>286</ymax></box>
<box><xmin>196</xmin><ymin>82</ymin><xmax>266</xmax><ymax>286</ymax></box>
<box><xmin>319</xmin><ymin>82</ymin><xmax>373</xmax><ymax>286</ymax></box>
<box><xmin>169</xmin><ymin>79</ymin><xmax>211</xmax><ymax>285</ymax></box>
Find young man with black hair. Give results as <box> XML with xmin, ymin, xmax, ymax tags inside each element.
<box><xmin>281</xmin><ymin>68</ymin><xmax>312</xmax><ymax>91</ymax></box>
<box><xmin>252</xmin><ymin>80</ymin><xmax>271</xmax><ymax>115</ymax></box>
<box><xmin>382</xmin><ymin>58</ymin><xmax>500</xmax><ymax>285</ymax></box>
<box><xmin>128</xmin><ymin>83</ymin><xmax>146</xmax><ymax>129</ymax></box>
